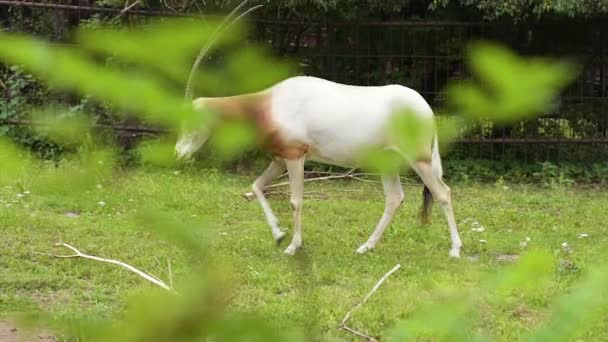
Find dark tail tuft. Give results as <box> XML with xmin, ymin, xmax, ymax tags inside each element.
<box><xmin>420</xmin><ymin>186</ymin><xmax>433</xmax><ymax>225</ymax></box>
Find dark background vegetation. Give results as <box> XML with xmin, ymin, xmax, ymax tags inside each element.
<box><xmin>1</xmin><ymin>0</ymin><xmax>607</xmax><ymax>182</ymax></box>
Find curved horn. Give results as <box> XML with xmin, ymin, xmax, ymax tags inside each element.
<box><xmin>184</xmin><ymin>1</ymin><xmax>263</xmax><ymax>100</ymax></box>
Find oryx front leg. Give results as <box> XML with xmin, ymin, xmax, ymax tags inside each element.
<box><xmin>283</xmin><ymin>157</ymin><xmax>305</xmax><ymax>256</ymax></box>
<box><xmin>357</xmin><ymin>174</ymin><xmax>404</xmax><ymax>254</ymax></box>
<box><xmin>411</xmin><ymin>160</ymin><xmax>462</xmax><ymax>258</ymax></box>
<box><xmin>252</xmin><ymin>160</ymin><xmax>287</xmax><ymax>244</ymax></box>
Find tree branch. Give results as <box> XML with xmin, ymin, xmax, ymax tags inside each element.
<box><xmin>34</xmin><ymin>243</ymin><xmax>175</xmax><ymax>292</ymax></box>
<box><xmin>242</xmin><ymin>169</ymin><xmax>381</xmax><ymax>200</ymax></box>
<box><xmin>120</xmin><ymin>0</ymin><xmax>141</xmax><ymax>15</ymax></box>
<box><xmin>339</xmin><ymin>263</ymin><xmax>401</xmax><ymax>341</ymax></box>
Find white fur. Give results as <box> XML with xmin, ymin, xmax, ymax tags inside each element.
<box><xmin>270</xmin><ymin>76</ymin><xmax>434</xmax><ymax>167</ymax></box>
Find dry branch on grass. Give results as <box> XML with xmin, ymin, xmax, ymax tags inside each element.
<box><xmin>33</xmin><ymin>243</ymin><xmax>175</xmax><ymax>293</ymax></box>
<box><xmin>340</xmin><ymin>263</ymin><xmax>401</xmax><ymax>341</ymax></box>
<box><xmin>242</xmin><ymin>169</ymin><xmax>416</xmax><ymax>200</ymax></box>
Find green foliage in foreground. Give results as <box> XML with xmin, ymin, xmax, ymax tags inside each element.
<box><xmin>0</xmin><ymin>14</ymin><xmax>592</xmax><ymax>342</ymax></box>
<box><xmin>1</xmin><ymin>169</ymin><xmax>608</xmax><ymax>341</ymax></box>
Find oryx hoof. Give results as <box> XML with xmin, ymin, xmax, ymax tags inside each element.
<box><xmin>356</xmin><ymin>243</ymin><xmax>373</xmax><ymax>254</ymax></box>
<box><xmin>284</xmin><ymin>244</ymin><xmax>298</xmax><ymax>256</ymax></box>
<box><xmin>449</xmin><ymin>248</ymin><xmax>461</xmax><ymax>258</ymax></box>
<box><xmin>275</xmin><ymin>231</ymin><xmax>287</xmax><ymax>246</ymax></box>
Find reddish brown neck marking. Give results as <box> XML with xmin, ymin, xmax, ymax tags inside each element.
<box><xmin>201</xmin><ymin>92</ymin><xmax>309</xmax><ymax>160</ymax></box>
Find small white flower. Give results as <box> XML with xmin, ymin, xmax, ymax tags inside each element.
<box><xmin>579</xmin><ymin>233</ymin><xmax>589</xmax><ymax>239</ymax></box>
<box><xmin>507</xmin><ymin>229</ymin><xmax>513</xmax><ymax>233</ymax></box>
<box><xmin>479</xmin><ymin>239</ymin><xmax>487</xmax><ymax>243</ymax></box>
<box><xmin>525</xmin><ymin>237</ymin><xmax>531</xmax><ymax>242</ymax></box>
<box><xmin>561</xmin><ymin>242</ymin><xmax>569</xmax><ymax>249</ymax></box>
<box><xmin>23</xmin><ymin>191</ymin><xmax>30</xmax><ymax>194</ymax></box>
<box><xmin>16</xmin><ymin>193</ymin><xmax>24</xmax><ymax>198</ymax></box>
<box><xmin>5</xmin><ymin>203</ymin><xmax>12</xmax><ymax>207</ymax></box>
<box><xmin>96</xmin><ymin>184</ymin><xmax>103</xmax><ymax>189</ymax></box>
<box><xmin>173</xmin><ymin>170</ymin><xmax>181</xmax><ymax>175</ymax></box>
<box><xmin>220</xmin><ymin>232</ymin><xmax>228</xmax><ymax>236</ymax></box>
<box><xmin>98</xmin><ymin>201</ymin><xmax>106</xmax><ymax>207</ymax></box>
<box><xmin>128</xmin><ymin>198</ymin><xmax>134</xmax><ymax>202</ymax></box>
<box><xmin>503</xmin><ymin>185</ymin><xmax>509</xmax><ymax>190</ymax></box>
<box><xmin>471</xmin><ymin>226</ymin><xmax>486</xmax><ymax>232</ymax></box>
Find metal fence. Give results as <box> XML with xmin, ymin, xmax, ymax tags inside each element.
<box><xmin>2</xmin><ymin>1</ymin><xmax>608</xmax><ymax>162</ymax></box>
<box><xmin>254</xmin><ymin>19</ymin><xmax>608</xmax><ymax>162</ymax></box>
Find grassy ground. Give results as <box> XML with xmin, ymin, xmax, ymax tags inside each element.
<box><xmin>1</xmin><ymin>166</ymin><xmax>607</xmax><ymax>341</ymax></box>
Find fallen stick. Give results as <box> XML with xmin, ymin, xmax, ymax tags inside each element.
<box><xmin>167</xmin><ymin>259</ymin><xmax>174</xmax><ymax>290</ymax></box>
<box><xmin>33</xmin><ymin>243</ymin><xmax>175</xmax><ymax>292</ymax></box>
<box><xmin>340</xmin><ymin>263</ymin><xmax>401</xmax><ymax>341</ymax></box>
<box><xmin>264</xmin><ymin>190</ymin><xmax>337</xmax><ymax>198</ymax></box>
<box><xmin>242</xmin><ymin>170</ymin><xmax>373</xmax><ymax>200</ymax></box>
<box><xmin>242</xmin><ymin>169</ymin><xmax>418</xmax><ymax>201</ymax></box>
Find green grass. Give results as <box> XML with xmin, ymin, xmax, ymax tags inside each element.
<box><xmin>1</xmin><ymin>166</ymin><xmax>608</xmax><ymax>341</ymax></box>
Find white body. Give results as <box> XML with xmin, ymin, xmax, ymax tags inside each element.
<box><xmin>270</xmin><ymin>76</ymin><xmax>434</xmax><ymax>167</ymax></box>
<box><xmin>176</xmin><ymin>76</ymin><xmax>462</xmax><ymax>258</ymax></box>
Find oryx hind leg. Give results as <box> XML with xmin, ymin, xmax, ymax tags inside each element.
<box><xmin>409</xmin><ymin>159</ymin><xmax>462</xmax><ymax>258</ymax></box>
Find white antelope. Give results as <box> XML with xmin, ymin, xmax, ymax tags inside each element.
<box><xmin>174</xmin><ymin>2</ymin><xmax>462</xmax><ymax>258</ymax></box>
<box><xmin>175</xmin><ymin>76</ymin><xmax>462</xmax><ymax>258</ymax></box>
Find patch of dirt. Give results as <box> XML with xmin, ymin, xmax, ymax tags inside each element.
<box><xmin>0</xmin><ymin>321</ymin><xmax>56</xmax><ymax>342</ymax></box>
<box><xmin>64</xmin><ymin>211</ymin><xmax>80</xmax><ymax>218</ymax></box>
<box><xmin>495</xmin><ymin>254</ymin><xmax>519</xmax><ymax>263</ymax></box>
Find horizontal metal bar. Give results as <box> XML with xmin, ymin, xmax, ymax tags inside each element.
<box><xmin>254</xmin><ymin>19</ymin><xmax>490</xmax><ymax>27</ymax></box>
<box><xmin>457</xmin><ymin>138</ymin><xmax>608</xmax><ymax>144</ymax></box>
<box><xmin>1</xmin><ymin>119</ymin><xmax>168</xmax><ymax>134</ymax></box>
<box><xmin>4</xmin><ymin>120</ymin><xmax>608</xmax><ymax>144</ymax></box>
<box><xmin>299</xmin><ymin>53</ymin><xmax>465</xmax><ymax>59</ymax></box>
<box><xmin>0</xmin><ymin>0</ymin><xmax>194</xmax><ymax>17</ymax></box>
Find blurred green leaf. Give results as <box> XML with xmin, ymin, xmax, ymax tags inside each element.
<box><xmin>485</xmin><ymin>249</ymin><xmax>554</xmax><ymax>295</ymax></box>
<box><xmin>358</xmin><ymin>147</ymin><xmax>404</xmax><ymax>174</ymax></box>
<box><xmin>30</xmin><ymin>107</ymin><xmax>93</xmax><ymax>148</ymax></box>
<box><xmin>390</xmin><ymin>110</ymin><xmax>435</xmax><ymax>159</ymax></box>
<box><xmin>528</xmin><ymin>265</ymin><xmax>608</xmax><ymax>342</ymax></box>
<box><xmin>0</xmin><ymin>32</ymin><xmax>198</xmax><ymax>129</ymax></box>
<box><xmin>388</xmin><ymin>289</ymin><xmax>478</xmax><ymax>342</ymax></box>
<box><xmin>138</xmin><ymin>138</ymin><xmax>180</xmax><ymax>167</ymax></box>
<box><xmin>33</xmin><ymin>148</ymin><xmax>116</xmax><ymax>196</ymax></box>
<box><xmin>77</xmin><ymin>18</ymin><xmax>242</xmax><ymax>84</ymax></box>
<box><xmin>0</xmin><ymin>138</ymin><xmax>32</xmax><ymax>185</ymax></box>
<box><xmin>225</xmin><ymin>46</ymin><xmax>296</xmax><ymax>94</ymax></box>
<box><xmin>446</xmin><ymin>42</ymin><xmax>576</xmax><ymax>124</ymax></box>
<box><xmin>209</xmin><ymin>120</ymin><xmax>258</xmax><ymax>160</ymax></box>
